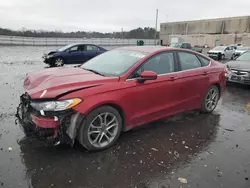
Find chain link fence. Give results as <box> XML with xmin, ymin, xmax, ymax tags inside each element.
<box><xmin>0</xmin><ymin>35</ymin><xmax>156</xmax><ymax>46</ymax></box>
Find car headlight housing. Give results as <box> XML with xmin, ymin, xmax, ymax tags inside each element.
<box><xmin>47</xmin><ymin>54</ymin><xmax>54</xmax><ymax>58</ymax></box>
<box><xmin>30</xmin><ymin>98</ymin><xmax>82</xmax><ymax>111</ymax></box>
<box><xmin>225</xmin><ymin>65</ymin><xmax>232</xmax><ymax>77</ymax></box>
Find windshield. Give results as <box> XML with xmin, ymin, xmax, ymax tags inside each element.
<box><xmin>237</xmin><ymin>47</ymin><xmax>249</xmax><ymax>50</ymax></box>
<box><xmin>170</xmin><ymin>43</ymin><xmax>181</xmax><ymax>47</ymax></box>
<box><xmin>58</xmin><ymin>44</ymin><xmax>75</xmax><ymax>51</ymax></box>
<box><xmin>212</xmin><ymin>46</ymin><xmax>226</xmax><ymax>51</ymax></box>
<box><xmin>81</xmin><ymin>49</ymin><xmax>148</xmax><ymax>76</ymax></box>
<box><xmin>235</xmin><ymin>51</ymin><xmax>250</xmax><ymax>61</ymax></box>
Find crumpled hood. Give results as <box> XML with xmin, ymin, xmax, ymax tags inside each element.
<box><xmin>208</xmin><ymin>50</ymin><xmax>224</xmax><ymax>53</ymax></box>
<box><xmin>24</xmin><ymin>67</ymin><xmax>119</xmax><ymax>99</ymax></box>
<box><xmin>226</xmin><ymin>60</ymin><xmax>250</xmax><ymax>71</ymax></box>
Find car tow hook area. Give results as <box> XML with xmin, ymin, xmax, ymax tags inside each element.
<box><xmin>15</xmin><ymin>95</ymin><xmax>81</xmax><ymax>146</ymax></box>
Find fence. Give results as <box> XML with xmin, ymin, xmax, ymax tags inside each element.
<box><xmin>0</xmin><ymin>35</ymin><xmax>156</xmax><ymax>46</ymax></box>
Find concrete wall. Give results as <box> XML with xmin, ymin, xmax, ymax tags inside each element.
<box><xmin>160</xmin><ymin>16</ymin><xmax>250</xmax><ymax>35</ymax></box>
<box><xmin>160</xmin><ymin>16</ymin><xmax>250</xmax><ymax>47</ymax></box>
<box><xmin>162</xmin><ymin>33</ymin><xmax>250</xmax><ymax>48</ymax></box>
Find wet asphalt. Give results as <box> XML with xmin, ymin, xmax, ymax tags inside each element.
<box><xmin>0</xmin><ymin>46</ymin><xmax>250</xmax><ymax>188</ymax></box>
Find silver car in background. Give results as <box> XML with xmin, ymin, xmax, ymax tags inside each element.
<box><xmin>207</xmin><ymin>46</ymin><xmax>235</xmax><ymax>60</ymax></box>
<box><xmin>234</xmin><ymin>46</ymin><xmax>250</xmax><ymax>58</ymax></box>
<box><xmin>225</xmin><ymin>51</ymin><xmax>250</xmax><ymax>85</ymax></box>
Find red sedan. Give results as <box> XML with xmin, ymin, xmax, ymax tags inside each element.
<box><xmin>17</xmin><ymin>46</ymin><xmax>226</xmax><ymax>151</ymax></box>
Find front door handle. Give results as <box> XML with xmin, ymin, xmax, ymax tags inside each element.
<box><xmin>203</xmin><ymin>71</ymin><xmax>208</xmax><ymax>76</ymax></box>
<box><xmin>168</xmin><ymin>76</ymin><xmax>176</xmax><ymax>81</ymax></box>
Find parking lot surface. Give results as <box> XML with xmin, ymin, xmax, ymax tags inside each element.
<box><xmin>0</xmin><ymin>46</ymin><xmax>250</xmax><ymax>188</ymax></box>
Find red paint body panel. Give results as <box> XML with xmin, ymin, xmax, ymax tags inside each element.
<box><xmin>31</xmin><ymin>114</ymin><xmax>59</xmax><ymax>128</ymax></box>
<box><xmin>24</xmin><ymin>47</ymin><xmax>226</xmax><ymax>130</ymax></box>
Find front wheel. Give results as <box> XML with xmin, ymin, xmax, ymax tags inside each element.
<box><xmin>78</xmin><ymin>106</ymin><xmax>123</xmax><ymax>151</ymax></box>
<box><xmin>54</xmin><ymin>57</ymin><xmax>64</xmax><ymax>67</ymax></box>
<box><xmin>200</xmin><ymin>85</ymin><xmax>220</xmax><ymax>113</ymax></box>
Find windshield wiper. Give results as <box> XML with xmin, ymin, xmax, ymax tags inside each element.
<box><xmin>83</xmin><ymin>68</ymin><xmax>105</xmax><ymax>76</ymax></box>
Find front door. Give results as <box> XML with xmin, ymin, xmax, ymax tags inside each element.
<box><xmin>125</xmin><ymin>52</ymin><xmax>183</xmax><ymax>127</ymax></box>
<box><xmin>65</xmin><ymin>45</ymin><xmax>84</xmax><ymax>64</ymax></box>
<box><xmin>224</xmin><ymin>46</ymin><xmax>234</xmax><ymax>59</ymax></box>
<box><xmin>176</xmin><ymin>51</ymin><xmax>210</xmax><ymax>110</ymax></box>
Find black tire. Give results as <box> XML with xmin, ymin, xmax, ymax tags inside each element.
<box><xmin>200</xmin><ymin>85</ymin><xmax>220</xmax><ymax>113</ymax></box>
<box><xmin>77</xmin><ymin>106</ymin><xmax>123</xmax><ymax>151</ymax></box>
<box><xmin>54</xmin><ymin>57</ymin><xmax>64</xmax><ymax>67</ymax></box>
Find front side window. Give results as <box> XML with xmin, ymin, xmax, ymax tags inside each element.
<box><xmin>77</xmin><ymin>45</ymin><xmax>85</xmax><ymax>51</ymax></box>
<box><xmin>69</xmin><ymin>45</ymin><xmax>78</xmax><ymax>51</ymax></box>
<box><xmin>131</xmin><ymin>52</ymin><xmax>175</xmax><ymax>78</ymax></box>
<box><xmin>81</xmin><ymin>49</ymin><xmax>147</xmax><ymax>76</ymax></box>
<box><xmin>178</xmin><ymin>52</ymin><xmax>201</xmax><ymax>70</ymax></box>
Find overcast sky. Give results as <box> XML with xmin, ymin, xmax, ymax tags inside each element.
<box><xmin>0</xmin><ymin>0</ymin><xmax>250</xmax><ymax>32</ymax></box>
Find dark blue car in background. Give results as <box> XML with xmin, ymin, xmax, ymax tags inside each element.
<box><xmin>43</xmin><ymin>43</ymin><xmax>107</xmax><ymax>67</ymax></box>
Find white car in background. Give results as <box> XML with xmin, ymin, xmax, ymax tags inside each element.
<box><xmin>207</xmin><ymin>46</ymin><xmax>235</xmax><ymax>60</ymax></box>
<box><xmin>234</xmin><ymin>46</ymin><xmax>250</xmax><ymax>57</ymax></box>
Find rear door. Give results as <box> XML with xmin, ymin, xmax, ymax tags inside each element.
<box><xmin>176</xmin><ymin>51</ymin><xmax>210</xmax><ymax>110</ymax></box>
<box><xmin>125</xmin><ymin>51</ymin><xmax>184</xmax><ymax>126</ymax></box>
<box><xmin>82</xmin><ymin>45</ymin><xmax>99</xmax><ymax>62</ymax></box>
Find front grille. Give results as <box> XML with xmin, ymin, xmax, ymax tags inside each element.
<box><xmin>231</xmin><ymin>69</ymin><xmax>249</xmax><ymax>76</ymax></box>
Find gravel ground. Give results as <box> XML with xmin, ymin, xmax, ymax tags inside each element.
<box><xmin>0</xmin><ymin>46</ymin><xmax>250</xmax><ymax>188</ymax></box>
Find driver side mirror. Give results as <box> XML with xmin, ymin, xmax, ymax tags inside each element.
<box><xmin>137</xmin><ymin>71</ymin><xmax>157</xmax><ymax>83</ymax></box>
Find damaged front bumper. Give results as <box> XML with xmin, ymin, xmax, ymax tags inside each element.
<box><xmin>15</xmin><ymin>93</ymin><xmax>84</xmax><ymax>146</ymax></box>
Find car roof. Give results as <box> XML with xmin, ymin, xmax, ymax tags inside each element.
<box><xmin>116</xmin><ymin>46</ymin><xmax>176</xmax><ymax>53</ymax></box>
<box><xmin>69</xmin><ymin>43</ymin><xmax>98</xmax><ymax>46</ymax></box>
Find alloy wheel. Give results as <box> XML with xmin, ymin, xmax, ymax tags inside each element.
<box><xmin>87</xmin><ymin>112</ymin><xmax>119</xmax><ymax>148</ymax></box>
<box><xmin>205</xmin><ymin>87</ymin><xmax>219</xmax><ymax>111</ymax></box>
<box><xmin>55</xmin><ymin>58</ymin><xmax>64</xmax><ymax>66</ymax></box>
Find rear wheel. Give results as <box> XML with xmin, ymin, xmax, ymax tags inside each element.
<box><xmin>201</xmin><ymin>85</ymin><xmax>220</xmax><ymax>113</ymax></box>
<box><xmin>54</xmin><ymin>57</ymin><xmax>64</xmax><ymax>67</ymax></box>
<box><xmin>78</xmin><ymin>106</ymin><xmax>122</xmax><ymax>151</ymax></box>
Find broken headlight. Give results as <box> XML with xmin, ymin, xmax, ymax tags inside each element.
<box><xmin>30</xmin><ymin>98</ymin><xmax>82</xmax><ymax>111</ymax></box>
<box><xmin>225</xmin><ymin>65</ymin><xmax>232</xmax><ymax>77</ymax></box>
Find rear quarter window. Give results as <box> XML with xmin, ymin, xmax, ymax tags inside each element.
<box><xmin>197</xmin><ymin>55</ymin><xmax>210</xmax><ymax>66</ymax></box>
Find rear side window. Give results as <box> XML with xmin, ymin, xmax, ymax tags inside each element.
<box><xmin>197</xmin><ymin>55</ymin><xmax>210</xmax><ymax>66</ymax></box>
<box><xmin>86</xmin><ymin>45</ymin><xmax>99</xmax><ymax>51</ymax></box>
<box><xmin>178</xmin><ymin>52</ymin><xmax>201</xmax><ymax>70</ymax></box>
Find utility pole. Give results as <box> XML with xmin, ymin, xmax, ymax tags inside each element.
<box><xmin>121</xmin><ymin>28</ymin><xmax>123</xmax><ymax>39</ymax></box>
<box><xmin>155</xmin><ymin>9</ymin><xmax>158</xmax><ymax>45</ymax></box>
<box><xmin>121</xmin><ymin>28</ymin><xmax>124</xmax><ymax>45</ymax></box>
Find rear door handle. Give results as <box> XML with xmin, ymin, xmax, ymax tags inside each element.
<box><xmin>203</xmin><ymin>71</ymin><xmax>208</xmax><ymax>76</ymax></box>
